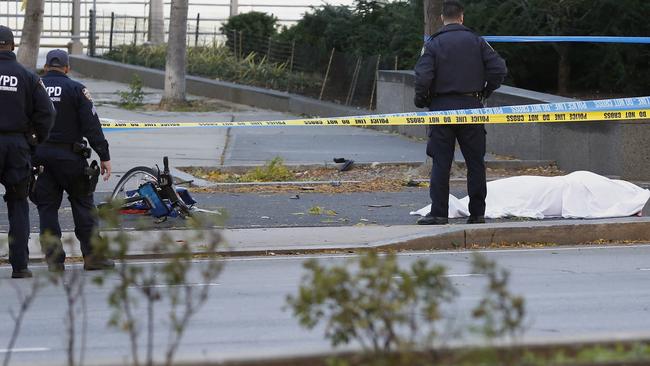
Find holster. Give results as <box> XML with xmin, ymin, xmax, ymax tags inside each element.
<box><xmin>85</xmin><ymin>160</ymin><xmax>100</xmax><ymax>194</ymax></box>
<box><xmin>30</xmin><ymin>165</ymin><xmax>43</xmax><ymax>193</ymax></box>
<box><xmin>69</xmin><ymin>160</ymin><xmax>100</xmax><ymax>197</ymax></box>
<box><xmin>73</xmin><ymin>141</ymin><xmax>92</xmax><ymax>159</ymax></box>
<box><xmin>25</xmin><ymin>130</ymin><xmax>38</xmax><ymax>154</ymax></box>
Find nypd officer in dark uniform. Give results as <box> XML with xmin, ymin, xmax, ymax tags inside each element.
<box><xmin>0</xmin><ymin>26</ymin><xmax>56</xmax><ymax>278</ymax></box>
<box><xmin>33</xmin><ymin>49</ymin><xmax>114</xmax><ymax>272</ymax></box>
<box><xmin>414</xmin><ymin>0</ymin><xmax>507</xmax><ymax>225</ymax></box>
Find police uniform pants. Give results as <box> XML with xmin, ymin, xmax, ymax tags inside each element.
<box><xmin>32</xmin><ymin>146</ymin><xmax>99</xmax><ymax>264</ymax></box>
<box><xmin>0</xmin><ymin>135</ymin><xmax>32</xmax><ymax>271</ymax></box>
<box><xmin>427</xmin><ymin>96</ymin><xmax>487</xmax><ymax>218</ymax></box>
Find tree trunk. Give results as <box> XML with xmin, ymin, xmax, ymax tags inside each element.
<box><xmin>423</xmin><ymin>0</ymin><xmax>443</xmax><ymax>37</ymax></box>
<box><xmin>17</xmin><ymin>0</ymin><xmax>45</xmax><ymax>70</ymax></box>
<box><xmin>160</xmin><ymin>0</ymin><xmax>188</xmax><ymax>107</ymax></box>
<box><xmin>418</xmin><ymin>0</ymin><xmax>443</xmax><ymax>177</ymax></box>
<box><xmin>556</xmin><ymin>44</ymin><xmax>570</xmax><ymax>95</ymax></box>
<box><xmin>147</xmin><ymin>0</ymin><xmax>165</xmax><ymax>44</ymax></box>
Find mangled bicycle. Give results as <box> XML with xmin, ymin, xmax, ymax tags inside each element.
<box><xmin>106</xmin><ymin>156</ymin><xmax>213</xmax><ymax>222</ymax></box>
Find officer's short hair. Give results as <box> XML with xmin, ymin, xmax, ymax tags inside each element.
<box><xmin>442</xmin><ymin>0</ymin><xmax>464</xmax><ymax>20</ymax></box>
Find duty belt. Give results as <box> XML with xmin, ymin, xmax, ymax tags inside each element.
<box><xmin>42</xmin><ymin>141</ymin><xmax>75</xmax><ymax>150</ymax></box>
<box><xmin>0</xmin><ymin>132</ymin><xmax>25</xmax><ymax>137</ymax></box>
<box><xmin>434</xmin><ymin>92</ymin><xmax>482</xmax><ymax>98</ymax></box>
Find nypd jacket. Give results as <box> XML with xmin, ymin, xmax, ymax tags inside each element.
<box><xmin>42</xmin><ymin>70</ymin><xmax>110</xmax><ymax>161</ymax></box>
<box><xmin>414</xmin><ymin>24</ymin><xmax>507</xmax><ymax>103</ymax></box>
<box><xmin>0</xmin><ymin>51</ymin><xmax>55</xmax><ymax>142</ymax></box>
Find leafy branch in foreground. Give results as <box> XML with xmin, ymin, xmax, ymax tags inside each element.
<box><xmin>287</xmin><ymin>251</ymin><xmax>458</xmax><ymax>360</ymax></box>
<box><xmin>287</xmin><ymin>251</ymin><xmax>527</xmax><ymax>366</ymax></box>
<box><xmin>93</xmin><ymin>201</ymin><xmax>223</xmax><ymax>366</ymax></box>
<box><xmin>3</xmin><ymin>277</ymin><xmax>43</xmax><ymax>366</ymax></box>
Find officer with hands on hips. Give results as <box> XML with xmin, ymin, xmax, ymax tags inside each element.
<box><xmin>0</xmin><ymin>25</ymin><xmax>56</xmax><ymax>278</ymax></box>
<box><xmin>33</xmin><ymin>49</ymin><xmax>114</xmax><ymax>272</ymax></box>
<box><xmin>414</xmin><ymin>0</ymin><xmax>507</xmax><ymax>225</ymax></box>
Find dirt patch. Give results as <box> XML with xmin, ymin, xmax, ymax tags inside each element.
<box><xmin>184</xmin><ymin>163</ymin><xmax>564</xmax><ymax>194</ymax></box>
<box><xmin>192</xmin><ymin>178</ymin><xmax>415</xmax><ymax>194</ymax></box>
<box><xmin>140</xmin><ymin>99</ymin><xmax>243</xmax><ymax>112</ymax></box>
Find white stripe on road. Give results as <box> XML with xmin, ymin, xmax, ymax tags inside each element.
<box><xmin>639</xmin><ymin>268</ymin><xmax>650</xmax><ymax>271</ymax></box>
<box><xmin>445</xmin><ymin>273</ymin><xmax>483</xmax><ymax>278</ymax></box>
<box><xmin>128</xmin><ymin>283</ymin><xmax>220</xmax><ymax>289</ymax></box>
<box><xmin>393</xmin><ymin>273</ymin><xmax>483</xmax><ymax>279</ymax></box>
<box><xmin>18</xmin><ymin>243</ymin><xmax>650</xmax><ymax>269</ymax></box>
<box><xmin>0</xmin><ymin>348</ymin><xmax>50</xmax><ymax>353</ymax></box>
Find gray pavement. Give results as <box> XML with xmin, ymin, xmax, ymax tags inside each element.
<box><xmin>2</xmin><ymin>245</ymin><xmax>650</xmax><ymax>365</ymax></box>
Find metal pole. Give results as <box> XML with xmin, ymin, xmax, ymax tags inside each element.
<box><xmin>369</xmin><ymin>54</ymin><xmax>381</xmax><ymax>110</ymax></box>
<box><xmin>68</xmin><ymin>0</ymin><xmax>83</xmax><ymax>54</ymax></box>
<box><xmin>109</xmin><ymin>12</ymin><xmax>115</xmax><ymax>52</ymax></box>
<box><xmin>238</xmin><ymin>30</ymin><xmax>243</xmax><ymax>58</ymax></box>
<box><xmin>230</xmin><ymin>0</ymin><xmax>238</xmax><ymax>18</ymax></box>
<box><xmin>232</xmin><ymin>30</ymin><xmax>239</xmax><ymax>60</ymax></box>
<box><xmin>289</xmin><ymin>40</ymin><xmax>295</xmax><ymax>73</ymax></box>
<box><xmin>195</xmin><ymin>13</ymin><xmax>200</xmax><ymax>47</ymax></box>
<box><xmin>133</xmin><ymin>17</ymin><xmax>138</xmax><ymax>46</ymax></box>
<box><xmin>319</xmin><ymin>48</ymin><xmax>335</xmax><ymax>100</ymax></box>
<box><xmin>346</xmin><ymin>57</ymin><xmax>362</xmax><ymax>106</ymax></box>
<box><xmin>88</xmin><ymin>9</ymin><xmax>96</xmax><ymax>56</ymax></box>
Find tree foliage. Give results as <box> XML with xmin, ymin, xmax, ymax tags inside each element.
<box><xmin>220</xmin><ymin>11</ymin><xmax>279</xmax><ymax>45</ymax></box>
<box><xmin>277</xmin><ymin>1</ymin><xmax>423</xmax><ymax>69</ymax></box>
<box><xmin>287</xmin><ymin>251</ymin><xmax>527</xmax><ymax>364</ymax></box>
<box><xmin>278</xmin><ymin>0</ymin><xmax>649</xmax><ymax>95</ymax></box>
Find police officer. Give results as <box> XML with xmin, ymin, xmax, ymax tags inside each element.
<box><xmin>0</xmin><ymin>26</ymin><xmax>56</xmax><ymax>278</ymax></box>
<box><xmin>414</xmin><ymin>0</ymin><xmax>507</xmax><ymax>225</ymax></box>
<box><xmin>33</xmin><ymin>49</ymin><xmax>114</xmax><ymax>271</ymax></box>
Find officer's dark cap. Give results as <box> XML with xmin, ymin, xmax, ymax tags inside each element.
<box><xmin>0</xmin><ymin>25</ymin><xmax>14</xmax><ymax>46</ymax></box>
<box><xmin>46</xmin><ymin>49</ymin><xmax>69</xmax><ymax>67</ymax></box>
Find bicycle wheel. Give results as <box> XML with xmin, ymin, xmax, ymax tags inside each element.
<box><xmin>111</xmin><ymin>166</ymin><xmax>158</xmax><ymax>201</ymax></box>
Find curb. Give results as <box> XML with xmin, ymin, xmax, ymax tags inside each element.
<box><xmin>10</xmin><ymin>218</ymin><xmax>649</xmax><ymax>262</ymax></box>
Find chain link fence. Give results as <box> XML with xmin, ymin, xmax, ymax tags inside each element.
<box><xmin>222</xmin><ymin>29</ymin><xmax>401</xmax><ymax>109</ymax></box>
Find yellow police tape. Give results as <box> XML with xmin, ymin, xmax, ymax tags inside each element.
<box><xmin>100</xmin><ymin>109</ymin><xmax>650</xmax><ymax>129</ymax></box>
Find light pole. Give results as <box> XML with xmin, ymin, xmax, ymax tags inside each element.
<box><xmin>230</xmin><ymin>0</ymin><xmax>238</xmax><ymax>17</ymax></box>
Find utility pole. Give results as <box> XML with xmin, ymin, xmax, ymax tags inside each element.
<box><xmin>229</xmin><ymin>0</ymin><xmax>238</xmax><ymax>18</ymax></box>
<box><xmin>68</xmin><ymin>0</ymin><xmax>83</xmax><ymax>54</ymax></box>
<box><xmin>148</xmin><ymin>0</ymin><xmax>165</xmax><ymax>44</ymax></box>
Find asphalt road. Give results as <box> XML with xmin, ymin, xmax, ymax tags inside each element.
<box><xmin>0</xmin><ymin>187</ymin><xmax>440</xmax><ymax>232</ymax></box>
<box><xmin>1</xmin><ymin>245</ymin><xmax>650</xmax><ymax>365</ymax></box>
<box><xmin>2</xmin><ymin>184</ymin><xmax>649</xmax><ymax>232</ymax></box>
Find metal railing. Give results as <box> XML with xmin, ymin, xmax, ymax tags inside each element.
<box><xmin>0</xmin><ymin>0</ymin><xmax>347</xmax><ymax>50</ymax></box>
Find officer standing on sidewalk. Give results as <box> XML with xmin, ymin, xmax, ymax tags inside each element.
<box><xmin>0</xmin><ymin>26</ymin><xmax>56</xmax><ymax>278</ymax></box>
<box><xmin>32</xmin><ymin>49</ymin><xmax>114</xmax><ymax>272</ymax></box>
<box><xmin>414</xmin><ymin>0</ymin><xmax>507</xmax><ymax>225</ymax></box>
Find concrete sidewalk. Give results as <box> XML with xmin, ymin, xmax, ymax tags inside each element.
<box><xmin>13</xmin><ymin>217</ymin><xmax>650</xmax><ymax>260</ymax></box>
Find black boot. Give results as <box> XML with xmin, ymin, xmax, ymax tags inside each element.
<box><xmin>84</xmin><ymin>257</ymin><xmax>115</xmax><ymax>271</ymax></box>
<box><xmin>11</xmin><ymin>268</ymin><xmax>33</xmax><ymax>279</ymax></box>
<box><xmin>467</xmin><ymin>215</ymin><xmax>485</xmax><ymax>224</ymax></box>
<box><xmin>417</xmin><ymin>214</ymin><xmax>449</xmax><ymax>225</ymax></box>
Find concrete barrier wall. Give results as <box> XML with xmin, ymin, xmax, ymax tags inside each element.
<box><xmin>377</xmin><ymin>70</ymin><xmax>650</xmax><ymax>180</ymax></box>
<box><xmin>69</xmin><ymin>56</ymin><xmax>650</xmax><ymax>180</ymax></box>
<box><xmin>69</xmin><ymin>55</ymin><xmax>371</xmax><ymax>119</ymax></box>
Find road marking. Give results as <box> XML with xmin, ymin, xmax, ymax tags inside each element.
<box><xmin>393</xmin><ymin>273</ymin><xmax>483</xmax><ymax>279</ymax></box>
<box><xmin>445</xmin><ymin>273</ymin><xmax>483</xmax><ymax>278</ymax></box>
<box><xmin>0</xmin><ymin>347</ymin><xmax>50</xmax><ymax>353</ymax></box>
<box><xmin>639</xmin><ymin>268</ymin><xmax>650</xmax><ymax>271</ymax></box>
<box><xmin>18</xmin><ymin>243</ymin><xmax>650</xmax><ymax>269</ymax></box>
<box><xmin>128</xmin><ymin>283</ymin><xmax>220</xmax><ymax>289</ymax></box>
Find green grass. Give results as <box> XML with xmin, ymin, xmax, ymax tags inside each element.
<box><xmin>104</xmin><ymin>44</ymin><xmax>322</xmax><ymax>95</ymax></box>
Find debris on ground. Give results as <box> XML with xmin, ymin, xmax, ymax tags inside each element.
<box><xmin>185</xmin><ymin>162</ymin><xmax>564</xmax><ymax>194</ymax></box>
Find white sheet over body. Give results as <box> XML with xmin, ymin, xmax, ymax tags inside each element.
<box><xmin>411</xmin><ymin>171</ymin><xmax>650</xmax><ymax>219</ymax></box>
